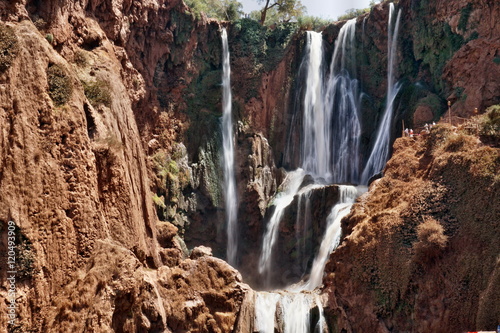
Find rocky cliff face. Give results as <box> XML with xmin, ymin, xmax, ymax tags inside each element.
<box><xmin>0</xmin><ymin>0</ymin><xmax>247</xmax><ymax>331</ymax></box>
<box><xmin>323</xmin><ymin>119</ymin><xmax>499</xmax><ymax>332</ymax></box>
<box><xmin>0</xmin><ymin>0</ymin><xmax>498</xmax><ymax>332</ymax></box>
<box><xmin>399</xmin><ymin>0</ymin><xmax>500</xmax><ymax>124</ymax></box>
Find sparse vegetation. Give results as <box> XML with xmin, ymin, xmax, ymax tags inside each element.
<box><xmin>33</xmin><ymin>18</ymin><xmax>47</xmax><ymax>31</ymax></box>
<box><xmin>337</xmin><ymin>0</ymin><xmax>379</xmax><ymax>21</ymax></box>
<box><xmin>479</xmin><ymin>105</ymin><xmax>500</xmax><ymax>136</ymax></box>
<box><xmin>74</xmin><ymin>50</ymin><xmax>87</xmax><ymax>67</ymax></box>
<box><xmin>458</xmin><ymin>3</ymin><xmax>473</xmax><ymax>32</ymax></box>
<box><xmin>47</xmin><ymin>64</ymin><xmax>73</xmax><ymax>106</ymax></box>
<box><xmin>0</xmin><ymin>24</ymin><xmax>18</xmax><ymax>73</ymax></box>
<box><xmin>152</xmin><ymin>193</ymin><xmax>167</xmax><ymax>209</ymax></box>
<box><xmin>103</xmin><ymin>134</ymin><xmax>123</xmax><ymax>151</ymax></box>
<box><xmin>83</xmin><ymin>79</ymin><xmax>112</xmax><ymax>107</ymax></box>
<box><xmin>337</xmin><ymin>8</ymin><xmax>370</xmax><ymax>21</ymax></box>
<box><xmin>151</xmin><ymin>145</ymin><xmax>191</xmax><ymax>222</ymax></box>
<box><xmin>478</xmin><ymin>105</ymin><xmax>500</xmax><ymax>146</ymax></box>
<box><xmin>256</xmin><ymin>0</ymin><xmax>306</xmax><ymax>25</ymax></box>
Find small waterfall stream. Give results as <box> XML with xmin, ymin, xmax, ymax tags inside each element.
<box><xmin>303</xmin><ymin>185</ymin><xmax>365</xmax><ymax>290</ymax></box>
<box><xmin>221</xmin><ymin>28</ymin><xmax>238</xmax><ymax>266</ymax></box>
<box><xmin>361</xmin><ymin>4</ymin><xmax>402</xmax><ymax>184</ymax></box>
<box><xmin>253</xmin><ymin>185</ymin><xmax>364</xmax><ymax>332</ymax></box>
<box><xmin>259</xmin><ymin>169</ymin><xmax>307</xmax><ymax>278</ymax></box>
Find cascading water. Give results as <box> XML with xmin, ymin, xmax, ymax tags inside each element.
<box><xmin>251</xmin><ymin>6</ymin><xmax>400</xmax><ymax>331</ymax></box>
<box><xmin>258</xmin><ymin>24</ymin><xmax>365</xmax><ymax>283</ymax></box>
<box><xmin>301</xmin><ymin>32</ymin><xmax>329</xmax><ymax>178</ymax></box>
<box><xmin>258</xmin><ymin>32</ymin><xmax>325</xmax><ymax>282</ymax></box>
<box><xmin>325</xmin><ymin>19</ymin><xmax>362</xmax><ymax>184</ymax></box>
<box><xmin>258</xmin><ymin>169</ymin><xmax>306</xmax><ymax>279</ymax></box>
<box><xmin>254</xmin><ymin>29</ymin><xmax>365</xmax><ymax>332</ymax></box>
<box><xmin>221</xmin><ymin>28</ymin><xmax>238</xmax><ymax>266</ymax></box>
<box><xmin>303</xmin><ymin>185</ymin><xmax>365</xmax><ymax>290</ymax></box>
<box><xmin>361</xmin><ymin>4</ymin><xmax>402</xmax><ymax>184</ymax></box>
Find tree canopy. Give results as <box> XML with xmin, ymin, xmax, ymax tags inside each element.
<box><xmin>186</xmin><ymin>0</ymin><xmax>243</xmax><ymax>21</ymax></box>
<box><xmin>256</xmin><ymin>0</ymin><xmax>306</xmax><ymax>25</ymax></box>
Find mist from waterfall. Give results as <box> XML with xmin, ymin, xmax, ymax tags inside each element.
<box><xmin>221</xmin><ymin>28</ymin><xmax>238</xmax><ymax>266</ymax></box>
<box><xmin>361</xmin><ymin>4</ymin><xmax>402</xmax><ymax>184</ymax></box>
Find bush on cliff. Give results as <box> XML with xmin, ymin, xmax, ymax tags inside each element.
<box><xmin>478</xmin><ymin>105</ymin><xmax>500</xmax><ymax>146</ymax></box>
<box><xmin>83</xmin><ymin>79</ymin><xmax>111</xmax><ymax>107</ymax></box>
<box><xmin>413</xmin><ymin>217</ymin><xmax>448</xmax><ymax>265</ymax></box>
<box><xmin>47</xmin><ymin>64</ymin><xmax>73</xmax><ymax>106</ymax></box>
<box><xmin>0</xmin><ymin>24</ymin><xmax>18</xmax><ymax>73</ymax></box>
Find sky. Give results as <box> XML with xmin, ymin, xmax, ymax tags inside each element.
<box><xmin>239</xmin><ymin>0</ymin><xmax>374</xmax><ymax>20</ymax></box>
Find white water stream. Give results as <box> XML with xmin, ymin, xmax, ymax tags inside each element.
<box><xmin>221</xmin><ymin>28</ymin><xmax>238</xmax><ymax>266</ymax></box>
<box><xmin>361</xmin><ymin>4</ymin><xmax>402</xmax><ymax>184</ymax></box>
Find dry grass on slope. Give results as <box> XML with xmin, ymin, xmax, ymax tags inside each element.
<box><xmin>325</xmin><ymin>118</ymin><xmax>499</xmax><ymax>332</ymax></box>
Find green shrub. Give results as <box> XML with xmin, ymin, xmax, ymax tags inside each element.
<box><xmin>47</xmin><ymin>64</ymin><xmax>73</xmax><ymax>106</ymax></box>
<box><xmin>185</xmin><ymin>0</ymin><xmax>242</xmax><ymax>21</ymax></box>
<box><xmin>83</xmin><ymin>79</ymin><xmax>112</xmax><ymax>107</ymax></box>
<box><xmin>297</xmin><ymin>16</ymin><xmax>332</xmax><ymax>31</ymax></box>
<box><xmin>45</xmin><ymin>33</ymin><xmax>54</xmax><ymax>44</ymax></box>
<box><xmin>0</xmin><ymin>24</ymin><xmax>18</xmax><ymax>73</ymax></box>
<box><xmin>152</xmin><ymin>193</ymin><xmax>167</xmax><ymax>209</ymax></box>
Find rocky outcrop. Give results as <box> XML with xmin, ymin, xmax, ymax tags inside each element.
<box><xmin>323</xmin><ymin>121</ymin><xmax>499</xmax><ymax>332</ymax></box>
<box><xmin>0</xmin><ymin>16</ymin><xmax>162</xmax><ymax>330</ymax></box>
<box><xmin>42</xmin><ymin>241</ymin><xmax>246</xmax><ymax>332</ymax></box>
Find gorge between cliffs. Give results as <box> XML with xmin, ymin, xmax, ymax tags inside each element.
<box><xmin>0</xmin><ymin>0</ymin><xmax>499</xmax><ymax>332</ymax></box>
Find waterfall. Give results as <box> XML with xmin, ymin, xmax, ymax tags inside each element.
<box><xmin>258</xmin><ymin>169</ymin><xmax>306</xmax><ymax>278</ymax></box>
<box><xmin>303</xmin><ymin>185</ymin><xmax>365</xmax><ymax>290</ymax></box>
<box><xmin>301</xmin><ymin>31</ymin><xmax>329</xmax><ymax>178</ymax></box>
<box><xmin>258</xmin><ymin>32</ymin><xmax>326</xmax><ymax>281</ymax></box>
<box><xmin>325</xmin><ymin>19</ymin><xmax>362</xmax><ymax>184</ymax></box>
<box><xmin>221</xmin><ymin>28</ymin><xmax>238</xmax><ymax>266</ymax></box>
<box><xmin>258</xmin><ymin>24</ymin><xmax>364</xmax><ymax>284</ymax></box>
<box><xmin>250</xmin><ymin>6</ymin><xmax>403</xmax><ymax>332</ymax></box>
<box><xmin>361</xmin><ymin>4</ymin><xmax>402</xmax><ymax>184</ymax></box>
<box><xmin>254</xmin><ymin>291</ymin><xmax>324</xmax><ymax>333</ymax></box>
<box><xmin>255</xmin><ymin>292</ymin><xmax>281</xmax><ymax>333</ymax></box>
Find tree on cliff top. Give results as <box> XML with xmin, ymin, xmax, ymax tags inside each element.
<box><xmin>186</xmin><ymin>0</ymin><xmax>243</xmax><ymax>21</ymax></box>
<box><xmin>257</xmin><ymin>0</ymin><xmax>306</xmax><ymax>25</ymax></box>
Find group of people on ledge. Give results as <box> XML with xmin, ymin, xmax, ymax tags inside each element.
<box><xmin>404</xmin><ymin>122</ymin><xmax>436</xmax><ymax>137</ymax></box>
